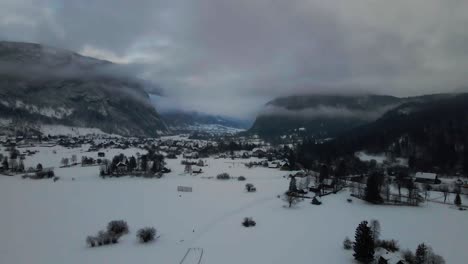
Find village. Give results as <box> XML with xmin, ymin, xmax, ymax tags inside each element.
<box><xmin>0</xmin><ymin>132</ymin><xmax>467</xmax><ymax>264</ymax></box>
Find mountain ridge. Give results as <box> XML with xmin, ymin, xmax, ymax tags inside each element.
<box><xmin>0</xmin><ymin>41</ymin><xmax>167</xmax><ymax>137</ymax></box>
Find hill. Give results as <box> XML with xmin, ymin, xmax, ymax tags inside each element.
<box><xmin>248</xmin><ymin>94</ymin><xmax>401</xmax><ymax>138</ymax></box>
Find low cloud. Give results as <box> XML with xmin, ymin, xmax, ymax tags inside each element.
<box><xmin>260</xmin><ymin>104</ymin><xmax>397</xmax><ymax>121</ymax></box>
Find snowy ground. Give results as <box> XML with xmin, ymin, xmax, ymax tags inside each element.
<box><xmin>0</xmin><ymin>147</ymin><xmax>467</xmax><ymax>264</ymax></box>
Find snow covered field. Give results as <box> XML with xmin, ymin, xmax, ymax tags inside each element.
<box><xmin>0</xmin><ymin>147</ymin><xmax>467</xmax><ymax>263</ymax></box>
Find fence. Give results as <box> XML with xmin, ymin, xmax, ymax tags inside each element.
<box><xmin>177</xmin><ymin>186</ymin><xmax>193</xmax><ymax>192</ymax></box>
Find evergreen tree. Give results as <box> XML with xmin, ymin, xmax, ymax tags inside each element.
<box><xmin>2</xmin><ymin>158</ymin><xmax>9</xmax><ymax>170</ymax></box>
<box><xmin>286</xmin><ymin>149</ymin><xmax>296</xmax><ymax>170</ymax></box>
<box><xmin>18</xmin><ymin>159</ymin><xmax>25</xmax><ymax>172</ymax></box>
<box><xmin>415</xmin><ymin>243</ymin><xmax>428</xmax><ymax>264</ymax></box>
<box><xmin>365</xmin><ymin>173</ymin><xmax>383</xmax><ymax>203</ymax></box>
<box><xmin>319</xmin><ymin>164</ymin><xmax>328</xmax><ymax>183</ymax></box>
<box><xmin>353</xmin><ymin>221</ymin><xmax>375</xmax><ymax>263</ymax></box>
<box><xmin>151</xmin><ymin>160</ymin><xmax>160</xmax><ymax>173</ymax></box>
<box><xmin>454</xmin><ymin>193</ymin><xmax>462</xmax><ymax>206</ymax></box>
<box><xmin>141</xmin><ymin>155</ymin><xmax>148</xmax><ymax>171</ymax></box>
<box><xmin>128</xmin><ymin>156</ymin><xmax>137</xmax><ymax>171</ymax></box>
<box><xmin>289</xmin><ymin>176</ymin><xmax>297</xmax><ymax>192</ymax></box>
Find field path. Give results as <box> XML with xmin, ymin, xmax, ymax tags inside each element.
<box><xmin>188</xmin><ymin>194</ymin><xmax>275</xmax><ymax>244</ymax></box>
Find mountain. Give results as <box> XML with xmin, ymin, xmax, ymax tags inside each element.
<box><xmin>160</xmin><ymin>110</ymin><xmax>249</xmax><ymax>134</ymax></box>
<box><xmin>299</xmin><ymin>93</ymin><xmax>468</xmax><ymax>174</ymax></box>
<box><xmin>0</xmin><ymin>41</ymin><xmax>167</xmax><ymax>137</ymax></box>
<box><xmin>248</xmin><ymin>94</ymin><xmax>401</xmax><ymax>138</ymax></box>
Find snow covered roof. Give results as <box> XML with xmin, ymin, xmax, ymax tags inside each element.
<box><xmin>376</xmin><ymin>248</ymin><xmax>405</xmax><ymax>264</ymax></box>
<box><xmin>415</xmin><ymin>172</ymin><xmax>436</xmax><ymax>180</ymax></box>
<box><xmin>116</xmin><ymin>162</ymin><xmax>127</xmax><ymax>167</ymax></box>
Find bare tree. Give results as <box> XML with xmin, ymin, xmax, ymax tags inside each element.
<box><xmin>440</xmin><ymin>185</ymin><xmax>449</xmax><ymax>203</ymax></box>
<box><xmin>61</xmin><ymin>158</ymin><xmax>69</xmax><ymax>167</ymax></box>
<box><xmin>370</xmin><ymin>219</ymin><xmax>381</xmax><ymax>241</ymax></box>
<box><xmin>283</xmin><ymin>192</ymin><xmax>300</xmax><ymax>208</ymax></box>
<box><xmin>423</xmin><ymin>184</ymin><xmax>431</xmax><ymax>201</ymax></box>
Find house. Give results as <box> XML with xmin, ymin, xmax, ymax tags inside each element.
<box><xmin>268</xmin><ymin>162</ymin><xmax>279</xmax><ymax>169</ymax></box>
<box><xmin>252</xmin><ymin>148</ymin><xmax>266</xmax><ymax>157</ymax></box>
<box><xmin>376</xmin><ymin>249</ymin><xmax>406</xmax><ymax>264</ymax></box>
<box><xmin>414</xmin><ymin>172</ymin><xmax>439</xmax><ymax>184</ymax></box>
<box><xmin>322</xmin><ymin>178</ymin><xmax>335</xmax><ymax>189</ymax></box>
<box><xmin>97</xmin><ymin>152</ymin><xmax>105</xmax><ymax>157</ymax></box>
<box><xmin>280</xmin><ymin>163</ymin><xmax>291</xmax><ymax>171</ymax></box>
<box><xmin>116</xmin><ymin>162</ymin><xmax>127</xmax><ymax>173</ymax></box>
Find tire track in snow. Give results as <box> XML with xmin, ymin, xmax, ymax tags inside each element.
<box><xmin>179</xmin><ymin>248</ymin><xmax>204</xmax><ymax>264</ymax></box>
<box><xmin>187</xmin><ymin>195</ymin><xmax>275</xmax><ymax>245</ymax></box>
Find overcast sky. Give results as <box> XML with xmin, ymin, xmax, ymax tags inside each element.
<box><xmin>1</xmin><ymin>0</ymin><xmax>468</xmax><ymax>119</ymax></box>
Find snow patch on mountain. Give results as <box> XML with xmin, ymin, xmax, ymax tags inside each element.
<box><xmin>39</xmin><ymin>125</ymin><xmax>118</xmax><ymax>137</ymax></box>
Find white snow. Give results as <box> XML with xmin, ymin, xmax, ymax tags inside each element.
<box><xmin>169</xmin><ymin>123</ymin><xmax>244</xmax><ymax>134</ymax></box>
<box><xmin>11</xmin><ymin>100</ymin><xmax>74</xmax><ymax>119</ymax></box>
<box><xmin>39</xmin><ymin>125</ymin><xmax>118</xmax><ymax>137</ymax></box>
<box><xmin>355</xmin><ymin>151</ymin><xmax>387</xmax><ymax>164</ymax></box>
<box><xmin>0</xmin><ymin>145</ymin><xmax>466</xmax><ymax>264</ymax></box>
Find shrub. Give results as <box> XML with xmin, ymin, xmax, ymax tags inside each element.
<box><xmin>137</xmin><ymin>227</ymin><xmax>156</xmax><ymax>243</ymax></box>
<box><xmin>86</xmin><ymin>236</ymin><xmax>97</xmax><ymax>247</ymax></box>
<box><xmin>242</xmin><ymin>217</ymin><xmax>256</xmax><ymax>227</ymax></box>
<box><xmin>87</xmin><ymin>230</ymin><xmax>121</xmax><ymax>248</ymax></box>
<box><xmin>245</xmin><ymin>183</ymin><xmax>256</xmax><ymax>192</ymax></box>
<box><xmin>97</xmin><ymin>231</ymin><xmax>111</xmax><ymax>245</ymax></box>
<box><xmin>377</xmin><ymin>239</ymin><xmax>400</xmax><ymax>252</ymax></box>
<box><xmin>343</xmin><ymin>237</ymin><xmax>352</xmax><ymax>250</ymax></box>
<box><xmin>216</xmin><ymin>173</ymin><xmax>230</xmax><ymax>180</ymax></box>
<box><xmin>107</xmin><ymin>220</ymin><xmax>129</xmax><ymax>236</ymax></box>
<box><xmin>238</xmin><ymin>176</ymin><xmax>246</xmax><ymax>181</ymax></box>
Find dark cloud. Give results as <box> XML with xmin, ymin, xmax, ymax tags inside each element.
<box><xmin>1</xmin><ymin>0</ymin><xmax>468</xmax><ymax>119</ymax></box>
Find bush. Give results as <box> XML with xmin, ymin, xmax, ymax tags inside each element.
<box><xmin>107</xmin><ymin>220</ymin><xmax>129</xmax><ymax>237</ymax></box>
<box><xmin>97</xmin><ymin>231</ymin><xmax>111</xmax><ymax>245</ymax></box>
<box><xmin>238</xmin><ymin>176</ymin><xmax>246</xmax><ymax>181</ymax></box>
<box><xmin>242</xmin><ymin>217</ymin><xmax>256</xmax><ymax>227</ymax></box>
<box><xmin>343</xmin><ymin>237</ymin><xmax>352</xmax><ymax>250</ymax></box>
<box><xmin>87</xmin><ymin>229</ymin><xmax>121</xmax><ymax>248</ymax></box>
<box><xmin>216</xmin><ymin>173</ymin><xmax>230</xmax><ymax>180</ymax></box>
<box><xmin>86</xmin><ymin>236</ymin><xmax>97</xmax><ymax>247</ymax></box>
<box><xmin>377</xmin><ymin>239</ymin><xmax>400</xmax><ymax>252</ymax></box>
<box><xmin>137</xmin><ymin>227</ymin><xmax>156</xmax><ymax>243</ymax></box>
<box><xmin>245</xmin><ymin>183</ymin><xmax>256</xmax><ymax>192</ymax></box>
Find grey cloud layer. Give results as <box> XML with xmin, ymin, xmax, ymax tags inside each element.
<box><xmin>1</xmin><ymin>0</ymin><xmax>468</xmax><ymax>118</ymax></box>
<box><xmin>260</xmin><ymin>104</ymin><xmax>399</xmax><ymax>121</ymax></box>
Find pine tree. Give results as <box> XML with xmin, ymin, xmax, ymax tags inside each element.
<box><xmin>289</xmin><ymin>176</ymin><xmax>297</xmax><ymax>192</ymax></box>
<box><xmin>454</xmin><ymin>193</ymin><xmax>462</xmax><ymax>206</ymax></box>
<box><xmin>353</xmin><ymin>221</ymin><xmax>375</xmax><ymax>263</ymax></box>
<box><xmin>415</xmin><ymin>243</ymin><xmax>428</xmax><ymax>264</ymax></box>
<box><xmin>319</xmin><ymin>164</ymin><xmax>328</xmax><ymax>183</ymax></box>
<box><xmin>128</xmin><ymin>156</ymin><xmax>137</xmax><ymax>171</ymax></box>
<box><xmin>365</xmin><ymin>173</ymin><xmax>383</xmax><ymax>203</ymax></box>
<box><xmin>2</xmin><ymin>158</ymin><xmax>9</xmax><ymax>170</ymax></box>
